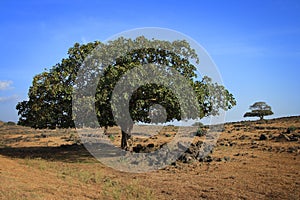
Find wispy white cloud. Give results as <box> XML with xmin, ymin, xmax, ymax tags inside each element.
<box><xmin>0</xmin><ymin>95</ymin><xmax>18</xmax><ymax>103</ymax></box>
<box><xmin>0</xmin><ymin>80</ymin><xmax>13</xmax><ymax>90</ymax></box>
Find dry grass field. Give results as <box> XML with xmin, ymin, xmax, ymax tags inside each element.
<box><xmin>0</xmin><ymin>116</ymin><xmax>300</xmax><ymax>199</ymax></box>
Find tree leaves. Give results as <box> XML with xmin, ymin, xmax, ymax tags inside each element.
<box><xmin>244</xmin><ymin>101</ymin><xmax>273</xmax><ymax>120</ymax></box>
<box><xmin>16</xmin><ymin>37</ymin><xmax>236</xmax><ymax>133</ymax></box>
<box><xmin>16</xmin><ymin>42</ymin><xmax>100</xmax><ymax>128</ymax></box>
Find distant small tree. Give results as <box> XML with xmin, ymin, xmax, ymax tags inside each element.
<box><xmin>6</xmin><ymin>121</ymin><xmax>16</xmax><ymax>126</ymax></box>
<box><xmin>192</xmin><ymin>122</ymin><xmax>204</xmax><ymax>127</ymax></box>
<box><xmin>244</xmin><ymin>101</ymin><xmax>273</xmax><ymax>120</ymax></box>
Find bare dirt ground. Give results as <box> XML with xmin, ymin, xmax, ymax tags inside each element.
<box><xmin>0</xmin><ymin>116</ymin><xmax>300</xmax><ymax>199</ymax></box>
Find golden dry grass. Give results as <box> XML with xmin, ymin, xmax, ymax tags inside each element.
<box><xmin>0</xmin><ymin>116</ymin><xmax>300</xmax><ymax>199</ymax></box>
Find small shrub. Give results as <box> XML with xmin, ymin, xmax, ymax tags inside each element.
<box><xmin>108</xmin><ymin>134</ymin><xmax>115</xmax><ymax>141</ymax></box>
<box><xmin>165</xmin><ymin>133</ymin><xmax>172</xmax><ymax>137</ymax></box>
<box><xmin>192</xmin><ymin>122</ymin><xmax>204</xmax><ymax>127</ymax></box>
<box><xmin>6</xmin><ymin>121</ymin><xmax>16</xmax><ymax>126</ymax></box>
<box><xmin>287</xmin><ymin>126</ymin><xmax>297</xmax><ymax>133</ymax></box>
<box><xmin>196</xmin><ymin>128</ymin><xmax>206</xmax><ymax>137</ymax></box>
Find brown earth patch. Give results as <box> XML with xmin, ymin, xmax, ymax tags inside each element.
<box><xmin>1</xmin><ymin>116</ymin><xmax>300</xmax><ymax>199</ymax></box>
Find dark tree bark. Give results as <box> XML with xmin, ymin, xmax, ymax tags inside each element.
<box><xmin>121</xmin><ymin>123</ymin><xmax>133</xmax><ymax>149</ymax></box>
<box><xmin>260</xmin><ymin>115</ymin><xmax>264</xmax><ymax>120</ymax></box>
<box><xmin>103</xmin><ymin>125</ymin><xmax>108</xmax><ymax>135</ymax></box>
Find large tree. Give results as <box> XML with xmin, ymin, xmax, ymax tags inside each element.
<box><xmin>17</xmin><ymin>36</ymin><xmax>236</xmax><ymax>149</ymax></box>
<box><xmin>244</xmin><ymin>101</ymin><xmax>273</xmax><ymax>120</ymax></box>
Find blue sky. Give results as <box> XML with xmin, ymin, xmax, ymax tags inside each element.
<box><xmin>0</xmin><ymin>0</ymin><xmax>300</xmax><ymax>123</ymax></box>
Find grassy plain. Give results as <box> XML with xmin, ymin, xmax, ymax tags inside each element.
<box><xmin>0</xmin><ymin>116</ymin><xmax>299</xmax><ymax>199</ymax></box>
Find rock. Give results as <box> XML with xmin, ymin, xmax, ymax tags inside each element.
<box><xmin>147</xmin><ymin>143</ymin><xmax>155</xmax><ymax>148</ymax></box>
<box><xmin>177</xmin><ymin>141</ymin><xmax>189</xmax><ymax>150</ymax></box>
<box><xmin>200</xmin><ymin>155</ymin><xmax>213</xmax><ymax>162</ymax></box>
<box><xmin>229</xmin><ymin>142</ymin><xmax>235</xmax><ymax>146</ymax></box>
<box><xmin>223</xmin><ymin>156</ymin><xmax>231</xmax><ymax>161</ymax></box>
<box><xmin>185</xmin><ymin>156</ymin><xmax>195</xmax><ymax>163</ymax></box>
<box><xmin>159</xmin><ymin>143</ymin><xmax>167</xmax><ymax>148</ymax></box>
<box><xmin>176</xmin><ymin>140</ymin><xmax>215</xmax><ymax>164</ymax></box>
<box><xmin>178</xmin><ymin>153</ymin><xmax>195</xmax><ymax>163</ymax></box>
<box><xmin>133</xmin><ymin>144</ymin><xmax>143</xmax><ymax>153</ymax></box>
<box><xmin>289</xmin><ymin>136</ymin><xmax>299</xmax><ymax>141</ymax></box>
<box><xmin>251</xmin><ymin>140</ymin><xmax>258</xmax><ymax>145</ymax></box>
<box><xmin>259</xmin><ymin>134</ymin><xmax>268</xmax><ymax>140</ymax></box>
<box><xmin>287</xmin><ymin>147</ymin><xmax>297</xmax><ymax>153</ymax></box>
<box><xmin>195</xmin><ymin>141</ymin><xmax>204</xmax><ymax>147</ymax></box>
<box><xmin>239</xmin><ymin>135</ymin><xmax>249</xmax><ymax>140</ymax></box>
<box><xmin>185</xmin><ymin>147</ymin><xmax>194</xmax><ymax>155</ymax></box>
<box><xmin>275</xmin><ymin>133</ymin><xmax>291</xmax><ymax>142</ymax></box>
<box><xmin>293</xmin><ymin>132</ymin><xmax>300</xmax><ymax>138</ymax></box>
<box><xmin>289</xmin><ymin>133</ymin><xmax>300</xmax><ymax>141</ymax></box>
<box><xmin>214</xmin><ymin>157</ymin><xmax>230</xmax><ymax>162</ymax></box>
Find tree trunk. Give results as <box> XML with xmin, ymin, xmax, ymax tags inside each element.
<box><xmin>104</xmin><ymin>126</ymin><xmax>108</xmax><ymax>135</ymax></box>
<box><xmin>121</xmin><ymin>124</ymin><xmax>133</xmax><ymax>149</ymax></box>
<box><xmin>260</xmin><ymin>115</ymin><xmax>264</xmax><ymax>120</ymax></box>
<box><xmin>121</xmin><ymin>130</ymin><xmax>128</xmax><ymax>149</ymax></box>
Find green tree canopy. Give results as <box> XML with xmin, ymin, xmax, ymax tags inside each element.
<box><xmin>16</xmin><ymin>36</ymin><xmax>236</xmax><ymax>149</ymax></box>
<box><xmin>244</xmin><ymin>101</ymin><xmax>273</xmax><ymax>120</ymax></box>
<box><xmin>16</xmin><ymin>42</ymin><xmax>100</xmax><ymax>128</ymax></box>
